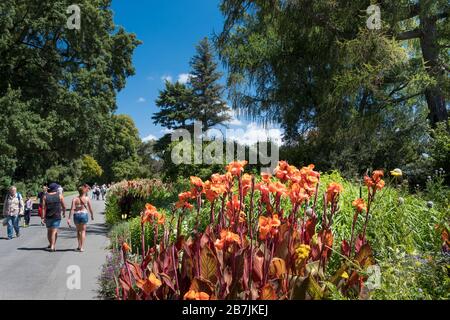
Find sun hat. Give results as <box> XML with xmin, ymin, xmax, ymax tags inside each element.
<box><xmin>48</xmin><ymin>183</ymin><xmax>59</xmax><ymax>192</ymax></box>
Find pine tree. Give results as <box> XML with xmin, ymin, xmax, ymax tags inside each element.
<box><xmin>189</xmin><ymin>37</ymin><xmax>230</xmax><ymax>131</ymax></box>
<box><xmin>152</xmin><ymin>81</ymin><xmax>194</xmax><ymax>130</ymax></box>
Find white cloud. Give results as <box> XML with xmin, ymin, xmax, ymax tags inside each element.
<box><xmin>226</xmin><ymin>123</ymin><xmax>283</xmax><ymax>146</ymax></box>
<box><xmin>161</xmin><ymin>75</ymin><xmax>173</xmax><ymax>83</ymax></box>
<box><xmin>146</xmin><ymin>76</ymin><xmax>155</xmax><ymax>81</ymax></box>
<box><xmin>177</xmin><ymin>73</ymin><xmax>192</xmax><ymax>84</ymax></box>
<box><xmin>137</xmin><ymin>97</ymin><xmax>146</xmax><ymax>103</ymax></box>
<box><xmin>142</xmin><ymin>134</ymin><xmax>157</xmax><ymax>142</ymax></box>
<box><xmin>161</xmin><ymin>128</ymin><xmax>174</xmax><ymax>134</ymax></box>
<box><xmin>223</xmin><ymin>109</ymin><xmax>243</xmax><ymax>126</ymax></box>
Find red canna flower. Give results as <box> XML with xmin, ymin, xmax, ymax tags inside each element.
<box><xmin>352</xmin><ymin>198</ymin><xmax>367</xmax><ymax>213</ymax></box>
<box><xmin>142</xmin><ymin>203</ymin><xmax>160</xmax><ymax>224</ymax></box>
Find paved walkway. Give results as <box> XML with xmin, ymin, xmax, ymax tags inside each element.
<box><xmin>0</xmin><ymin>195</ymin><xmax>109</xmax><ymax>300</ymax></box>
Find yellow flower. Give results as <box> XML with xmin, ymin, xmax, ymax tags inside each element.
<box><xmin>390</xmin><ymin>168</ymin><xmax>403</xmax><ymax>177</ymax></box>
<box><xmin>294</xmin><ymin>244</ymin><xmax>311</xmax><ymax>269</ymax></box>
<box><xmin>341</xmin><ymin>271</ymin><xmax>349</xmax><ymax>279</ymax></box>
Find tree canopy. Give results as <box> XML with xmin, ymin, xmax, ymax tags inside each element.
<box><xmin>0</xmin><ymin>0</ymin><xmax>140</xmax><ymax>192</ymax></box>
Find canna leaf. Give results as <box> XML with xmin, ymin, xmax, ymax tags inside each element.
<box><xmin>200</xmin><ymin>246</ymin><xmax>218</xmax><ymax>284</ymax></box>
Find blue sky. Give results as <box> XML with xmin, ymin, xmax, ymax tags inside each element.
<box><xmin>111</xmin><ymin>0</ymin><xmax>282</xmax><ymax>145</ymax></box>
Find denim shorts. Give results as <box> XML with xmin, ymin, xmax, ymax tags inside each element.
<box><xmin>46</xmin><ymin>218</ymin><xmax>61</xmax><ymax>229</ymax></box>
<box><xmin>74</xmin><ymin>212</ymin><xmax>89</xmax><ymax>225</ymax></box>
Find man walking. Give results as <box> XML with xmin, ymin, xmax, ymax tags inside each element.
<box><xmin>2</xmin><ymin>186</ymin><xmax>24</xmax><ymax>240</ymax></box>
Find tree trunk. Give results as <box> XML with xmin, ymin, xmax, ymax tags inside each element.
<box><xmin>419</xmin><ymin>12</ymin><xmax>448</xmax><ymax>125</ymax></box>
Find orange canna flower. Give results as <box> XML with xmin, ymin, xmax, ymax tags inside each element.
<box><xmin>136</xmin><ymin>273</ymin><xmax>162</xmax><ymax>295</ymax></box>
<box><xmin>176</xmin><ymin>191</ymin><xmax>194</xmax><ymax>210</ymax></box>
<box><xmin>352</xmin><ymin>198</ymin><xmax>367</xmax><ymax>213</ymax></box>
<box><xmin>190</xmin><ymin>176</ymin><xmax>204</xmax><ymax>188</ymax></box>
<box><xmin>269</xmin><ymin>181</ymin><xmax>288</xmax><ymax>196</ymax></box>
<box><xmin>376</xmin><ymin>179</ymin><xmax>385</xmax><ymax>190</ymax></box>
<box><xmin>226</xmin><ymin>160</ymin><xmax>248</xmax><ymax>176</ymax></box>
<box><xmin>258</xmin><ymin>215</ymin><xmax>281</xmax><ymax>240</ymax></box>
<box><xmin>122</xmin><ymin>242</ymin><xmax>131</xmax><ymax>253</ymax></box>
<box><xmin>364</xmin><ymin>170</ymin><xmax>385</xmax><ymax>191</ymax></box>
<box><xmin>326</xmin><ymin>182</ymin><xmax>343</xmax><ymax>204</ymax></box>
<box><xmin>274</xmin><ymin>161</ymin><xmax>290</xmax><ymax>181</ymax></box>
<box><xmin>214</xmin><ymin>229</ymin><xmax>241</xmax><ymax>250</ymax></box>
<box><xmin>241</xmin><ymin>173</ymin><xmax>253</xmax><ymax>195</ymax></box>
<box><xmin>157</xmin><ymin>213</ymin><xmax>165</xmax><ymax>225</ymax></box>
<box><xmin>289</xmin><ymin>183</ymin><xmax>309</xmax><ymax>205</ymax></box>
<box><xmin>142</xmin><ymin>203</ymin><xmax>160</xmax><ymax>224</ymax></box>
<box><xmin>261</xmin><ymin>172</ymin><xmax>272</xmax><ymax>183</ymax></box>
<box><xmin>184</xmin><ymin>290</ymin><xmax>210</xmax><ymax>300</ymax></box>
<box><xmin>372</xmin><ymin>170</ymin><xmax>384</xmax><ymax>182</ymax></box>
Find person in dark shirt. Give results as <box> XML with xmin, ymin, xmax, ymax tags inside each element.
<box><xmin>42</xmin><ymin>183</ymin><xmax>65</xmax><ymax>252</ymax></box>
<box><xmin>37</xmin><ymin>186</ymin><xmax>48</xmax><ymax>226</ymax></box>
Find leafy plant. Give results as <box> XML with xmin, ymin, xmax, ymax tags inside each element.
<box><xmin>114</xmin><ymin>161</ymin><xmax>386</xmax><ymax>300</ymax></box>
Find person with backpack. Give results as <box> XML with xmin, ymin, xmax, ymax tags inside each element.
<box><xmin>42</xmin><ymin>183</ymin><xmax>66</xmax><ymax>252</ymax></box>
<box><xmin>2</xmin><ymin>186</ymin><xmax>24</xmax><ymax>240</ymax></box>
<box><xmin>67</xmin><ymin>186</ymin><xmax>94</xmax><ymax>252</ymax></box>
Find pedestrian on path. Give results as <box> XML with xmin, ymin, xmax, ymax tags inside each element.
<box><xmin>24</xmin><ymin>193</ymin><xmax>33</xmax><ymax>227</ymax></box>
<box><xmin>42</xmin><ymin>183</ymin><xmax>66</xmax><ymax>252</ymax></box>
<box><xmin>2</xmin><ymin>186</ymin><xmax>24</xmax><ymax>240</ymax></box>
<box><xmin>37</xmin><ymin>186</ymin><xmax>48</xmax><ymax>226</ymax></box>
<box><xmin>67</xmin><ymin>186</ymin><xmax>94</xmax><ymax>252</ymax></box>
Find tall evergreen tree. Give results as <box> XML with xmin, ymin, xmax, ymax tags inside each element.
<box><xmin>189</xmin><ymin>37</ymin><xmax>231</xmax><ymax>131</ymax></box>
<box><xmin>152</xmin><ymin>81</ymin><xmax>194</xmax><ymax>130</ymax></box>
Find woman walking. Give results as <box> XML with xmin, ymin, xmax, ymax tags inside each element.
<box><xmin>42</xmin><ymin>183</ymin><xmax>65</xmax><ymax>252</ymax></box>
<box><xmin>67</xmin><ymin>186</ymin><xmax>94</xmax><ymax>252</ymax></box>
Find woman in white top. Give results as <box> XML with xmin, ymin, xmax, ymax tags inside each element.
<box><xmin>67</xmin><ymin>186</ymin><xmax>94</xmax><ymax>252</ymax></box>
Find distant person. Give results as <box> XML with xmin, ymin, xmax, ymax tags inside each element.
<box><xmin>95</xmin><ymin>186</ymin><xmax>101</xmax><ymax>201</ymax></box>
<box><xmin>2</xmin><ymin>186</ymin><xmax>24</xmax><ymax>240</ymax></box>
<box><xmin>57</xmin><ymin>185</ymin><xmax>64</xmax><ymax>196</ymax></box>
<box><xmin>101</xmin><ymin>184</ymin><xmax>107</xmax><ymax>200</ymax></box>
<box><xmin>42</xmin><ymin>183</ymin><xmax>66</xmax><ymax>252</ymax></box>
<box><xmin>24</xmin><ymin>193</ymin><xmax>33</xmax><ymax>227</ymax></box>
<box><xmin>37</xmin><ymin>186</ymin><xmax>48</xmax><ymax>226</ymax></box>
<box><xmin>91</xmin><ymin>184</ymin><xmax>97</xmax><ymax>200</ymax></box>
<box><xmin>67</xmin><ymin>186</ymin><xmax>94</xmax><ymax>252</ymax></box>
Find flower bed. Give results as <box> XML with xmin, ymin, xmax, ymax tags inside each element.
<box><xmin>112</xmin><ymin>161</ymin><xmax>402</xmax><ymax>300</ymax></box>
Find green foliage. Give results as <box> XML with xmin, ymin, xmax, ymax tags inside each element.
<box><xmin>81</xmin><ymin>155</ymin><xmax>103</xmax><ymax>183</ymax></box>
<box><xmin>218</xmin><ymin>0</ymin><xmax>449</xmax><ymax>180</ymax></box>
<box><xmin>0</xmin><ymin>0</ymin><xmax>140</xmax><ymax>190</ymax></box>
<box><xmin>430</xmin><ymin>121</ymin><xmax>450</xmax><ymax>182</ymax></box>
<box><xmin>97</xmin><ymin>115</ymin><xmax>143</xmax><ymax>183</ymax></box>
<box><xmin>104</xmin><ymin>179</ymin><xmax>178</xmax><ymax>225</ymax></box>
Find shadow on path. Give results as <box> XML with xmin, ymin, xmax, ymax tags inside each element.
<box><xmin>17</xmin><ymin>247</ymin><xmax>78</xmax><ymax>253</ymax></box>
